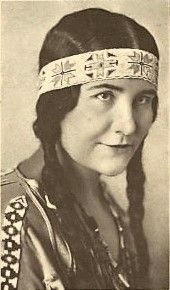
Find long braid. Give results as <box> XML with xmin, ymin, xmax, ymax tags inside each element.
<box><xmin>126</xmin><ymin>141</ymin><xmax>149</xmax><ymax>288</ymax></box>
<box><xmin>41</xmin><ymin>141</ymin><xmax>69</xmax><ymax>207</ymax></box>
<box><xmin>126</xmin><ymin>94</ymin><xmax>158</xmax><ymax>288</ymax></box>
<box><xmin>33</xmin><ymin>89</ymin><xmax>92</xmax><ymax>247</ymax></box>
<box><xmin>36</xmin><ymin>138</ymin><xmax>102</xmax><ymax>287</ymax></box>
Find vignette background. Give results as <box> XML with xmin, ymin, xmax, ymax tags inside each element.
<box><xmin>1</xmin><ymin>0</ymin><xmax>169</xmax><ymax>288</ymax></box>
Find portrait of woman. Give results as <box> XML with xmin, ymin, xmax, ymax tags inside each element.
<box><xmin>1</xmin><ymin>1</ymin><xmax>169</xmax><ymax>290</ymax></box>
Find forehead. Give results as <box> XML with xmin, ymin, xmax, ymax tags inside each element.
<box><xmin>81</xmin><ymin>78</ymin><xmax>156</xmax><ymax>94</ymax></box>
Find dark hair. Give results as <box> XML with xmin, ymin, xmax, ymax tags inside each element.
<box><xmin>33</xmin><ymin>8</ymin><xmax>159</xmax><ymax>288</ymax></box>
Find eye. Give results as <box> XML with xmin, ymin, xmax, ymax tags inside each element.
<box><xmin>134</xmin><ymin>95</ymin><xmax>153</xmax><ymax>106</ymax></box>
<box><xmin>95</xmin><ymin>91</ymin><xmax>114</xmax><ymax>102</ymax></box>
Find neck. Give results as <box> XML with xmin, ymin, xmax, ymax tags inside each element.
<box><xmin>56</xmin><ymin>143</ymin><xmax>101</xmax><ymax>205</ymax></box>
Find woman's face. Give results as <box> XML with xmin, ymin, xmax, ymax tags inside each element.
<box><xmin>60</xmin><ymin>78</ymin><xmax>157</xmax><ymax>176</ymax></box>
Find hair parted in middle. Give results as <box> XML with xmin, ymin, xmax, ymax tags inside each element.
<box><xmin>33</xmin><ymin>8</ymin><xmax>159</xmax><ymax>288</ymax></box>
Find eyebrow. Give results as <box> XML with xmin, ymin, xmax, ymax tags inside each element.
<box><xmin>87</xmin><ymin>83</ymin><xmax>124</xmax><ymax>92</ymax></box>
<box><xmin>138</xmin><ymin>89</ymin><xmax>157</xmax><ymax>96</ymax></box>
<box><xmin>87</xmin><ymin>83</ymin><xmax>157</xmax><ymax>96</ymax></box>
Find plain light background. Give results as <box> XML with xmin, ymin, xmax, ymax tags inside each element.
<box><xmin>1</xmin><ymin>0</ymin><xmax>169</xmax><ymax>288</ymax></box>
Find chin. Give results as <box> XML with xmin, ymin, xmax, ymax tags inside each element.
<box><xmin>90</xmin><ymin>149</ymin><xmax>135</xmax><ymax>176</ymax></box>
<box><xmin>101</xmin><ymin>168</ymin><xmax>126</xmax><ymax>177</ymax></box>
<box><xmin>95</xmin><ymin>162</ymin><xmax>128</xmax><ymax>177</ymax></box>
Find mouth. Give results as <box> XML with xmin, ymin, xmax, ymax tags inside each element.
<box><xmin>100</xmin><ymin>143</ymin><xmax>134</xmax><ymax>154</ymax></box>
<box><xmin>103</xmin><ymin>144</ymin><xmax>133</xmax><ymax>148</ymax></box>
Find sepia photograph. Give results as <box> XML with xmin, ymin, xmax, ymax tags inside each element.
<box><xmin>1</xmin><ymin>1</ymin><xmax>169</xmax><ymax>289</ymax></box>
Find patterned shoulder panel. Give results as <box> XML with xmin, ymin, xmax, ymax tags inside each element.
<box><xmin>1</xmin><ymin>195</ymin><xmax>28</xmax><ymax>290</ymax></box>
<box><xmin>1</xmin><ymin>169</ymin><xmax>27</xmax><ymax>221</ymax></box>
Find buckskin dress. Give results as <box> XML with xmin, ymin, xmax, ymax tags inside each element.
<box><xmin>1</xmin><ymin>167</ymin><xmax>138</xmax><ymax>290</ymax></box>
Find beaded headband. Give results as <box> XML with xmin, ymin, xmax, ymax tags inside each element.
<box><xmin>38</xmin><ymin>48</ymin><xmax>158</xmax><ymax>95</ymax></box>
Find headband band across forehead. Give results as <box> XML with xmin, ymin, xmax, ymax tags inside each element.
<box><xmin>38</xmin><ymin>48</ymin><xmax>159</xmax><ymax>96</ymax></box>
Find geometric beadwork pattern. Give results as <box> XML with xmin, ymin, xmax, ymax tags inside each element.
<box><xmin>128</xmin><ymin>51</ymin><xmax>158</xmax><ymax>86</ymax></box>
<box><xmin>38</xmin><ymin>48</ymin><xmax>158</xmax><ymax>96</ymax></box>
<box><xmin>1</xmin><ymin>195</ymin><xmax>28</xmax><ymax>290</ymax></box>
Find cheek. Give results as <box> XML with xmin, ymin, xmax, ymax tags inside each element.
<box><xmin>61</xmin><ymin>106</ymin><xmax>108</xmax><ymax>144</ymax></box>
<box><xmin>136</xmin><ymin>108</ymin><xmax>153</xmax><ymax>135</ymax></box>
<box><xmin>60</xmin><ymin>109</ymin><xmax>96</xmax><ymax>157</ymax></box>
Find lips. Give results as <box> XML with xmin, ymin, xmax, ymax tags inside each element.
<box><xmin>99</xmin><ymin>143</ymin><xmax>134</xmax><ymax>154</ymax></box>
<box><xmin>104</xmin><ymin>144</ymin><xmax>132</xmax><ymax>148</ymax></box>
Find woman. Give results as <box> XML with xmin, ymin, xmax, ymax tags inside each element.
<box><xmin>1</xmin><ymin>8</ymin><xmax>159</xmax><ymax>290</ymax></box>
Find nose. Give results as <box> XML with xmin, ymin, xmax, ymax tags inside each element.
<box><xmin>111</xmin><ymin>100</ymin><xmax>137</xmax><ymax>136</ymax></box>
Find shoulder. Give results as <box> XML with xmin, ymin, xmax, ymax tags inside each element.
<box><xmin>1</xmin><ymin>169</ymin><xmax>27</xmax><ymax>221</ymax></box>
<box><xmin>1</xmin><ymin>169</ymin><xmax>69</xmax><ymax>289</ymax></box>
